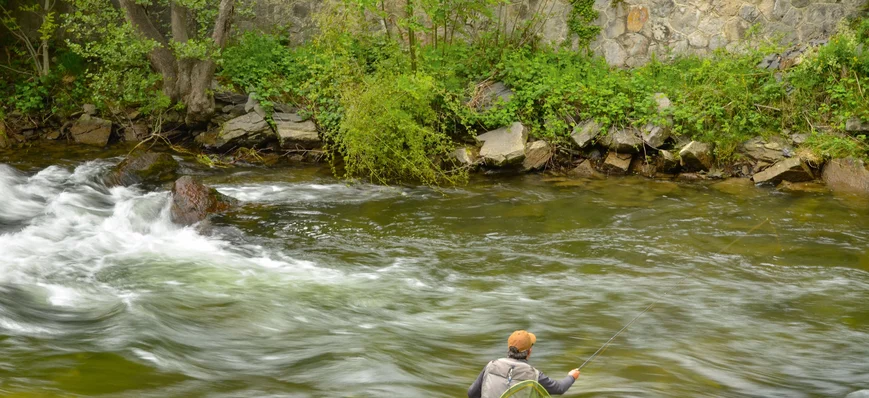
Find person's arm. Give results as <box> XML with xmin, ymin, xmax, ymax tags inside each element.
<box><xmin>536</xmin><ymin>369</ymin><xmax>579</xmax><ymax>395</ymax></box>
<box><xmin>467</xmin><ymin>368</ymin><xmax>486</xmax><ymax>398</ymax></box>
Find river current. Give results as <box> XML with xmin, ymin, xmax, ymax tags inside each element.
<box><xmin>0</xmin><ymin>153</ymin><xmax>868</xmax><ymax>397</ymax></box>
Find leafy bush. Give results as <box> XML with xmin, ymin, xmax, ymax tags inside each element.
<box><xmin>335</xmin><ymin>72</ymin><xmax>466</xmax><ymax>185</ymax></box>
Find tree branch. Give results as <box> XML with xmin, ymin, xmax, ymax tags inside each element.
<box><xmin>170</xmin><ymin>1</ymin><xmax>189</xmax><ymax>43</ymax></box>
<box><xmin>211</xmin><ymin>0</ymin><xmax>235</xmax><ymax>48</ymax></box>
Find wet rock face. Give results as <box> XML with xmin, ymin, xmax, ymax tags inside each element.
<box><xmin>822</xmin><ymin>158</ymin><xmax>869</xmax><ymax>194</ymax></box>
<box><xmin>170</xmin><ymin>176</ymin><xmax>237</xmax><ymax>226</ymax></box>
<box><xmin>478</xmin><ymin>122</ymin><xmax>528</xmax><ymax>166</ymax></box>
<box><xmin>105</xmin><ymin>152</ymin><xmax>179</xmax><ymax>187</ymax></box>
<box><xmin>602</xmin><ymin>152</ymin><xmax>633</xmax><ymax>174</ymax></box>
<box><xmin>71</xmin><ymin>115</ymin><xmax>112</xmax><ymax>146</ymax></box>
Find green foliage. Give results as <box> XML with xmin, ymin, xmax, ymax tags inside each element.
<box><xmin>336</xmin><ymin>72</ymin><xmax>466</xmax><ymax>185</ymax></box>
<box><xmin>567</xmin><ymin>0</ymin><xmax>601</xmax><ymax>49</ymax></box>
<box><xmin>64</xmin><ymin>0</ymin><xmax>169</xmax><ymax>114</ymax></box>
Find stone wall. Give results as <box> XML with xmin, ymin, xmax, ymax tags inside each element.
<box><xmin>240</xmin><ymin>0</ymin><xmax>866</xmax><ymax>67</ymax></box>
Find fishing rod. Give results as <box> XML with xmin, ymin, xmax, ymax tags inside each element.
<box><xmin>577</xmin><ymin>218</ymin><xmax>773</xmax><ymax>371</ymax></box>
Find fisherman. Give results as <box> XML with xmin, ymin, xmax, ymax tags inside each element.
<box><xmin>467</xmin><ymin>330</ymin><xmax>580</xmax><ymax>398</ymax></box>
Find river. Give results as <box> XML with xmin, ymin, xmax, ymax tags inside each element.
<box><xmin>1</xmin><ymin>148</ymin><xmax>868</xmax><ymax>397</ymax></box>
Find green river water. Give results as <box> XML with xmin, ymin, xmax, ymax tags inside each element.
<box><xmin>1</xmin><ymin>145</ymin><xmax>868</xmax><ymax>397</ymax></box>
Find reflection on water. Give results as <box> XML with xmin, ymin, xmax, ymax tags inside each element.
<box><xmin>1</xmin><ymin>158</ymin><xmax>868</xmax><ymax>398</ymax></box>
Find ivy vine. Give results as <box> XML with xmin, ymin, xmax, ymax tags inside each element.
<box><xmin>567</xmin><ymin>0</ymin><xmax>601</xmax><ymax>49</ymax></box>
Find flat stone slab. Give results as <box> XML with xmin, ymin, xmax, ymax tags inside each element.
<box><xmin>71</xmin><ymin>115</ymin><xmax>112</xmax><ymax>146</ymax></box>
<box><xmin>753</xmin><ymin>157</ymin><xmax>814</xmax><ymax>184</ymax></box>
<box><xmin>276</xmin><ymin>120</ymin><xmax>320</xmax><ymax>149</ymax></box>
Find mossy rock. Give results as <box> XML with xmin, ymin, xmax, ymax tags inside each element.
<box><xmin>105</xmin><ymin>151</ymin><xmax>179</xmax><ymax>187</ymax></box>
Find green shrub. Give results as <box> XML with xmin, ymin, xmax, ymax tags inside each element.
<box><xmin>335</xmin><ymin>72</ymin><xmax>467</xmax><ymax>185</ymax></box>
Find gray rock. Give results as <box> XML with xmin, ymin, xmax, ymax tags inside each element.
<box><xmin>105</xmin><ymin>152</ymin><xmax>179</xmax><ymax>187</ymax></box>
<box><xmin>600</xmin><ymin>127</ymin><xmax>643</xmax><ymax>153</ymax></box>
<box><xmin>845</xmin><ymin>117</ymin><xmax>869</xmax><ymax>133</ymax></box>
<box><xmin>273</xmin><ymin>112</ymin><xmax>306</xmax><ymax>123</ymax></box>
<box><xmin>790</xmin><ymin>133</ymin><xmax>809</xmax><ymax>145</ymax></box>
<box><xmin>654</xmin><ymin>92</ymin><xmax>671</xmax><ymax>111</ymax></box>
<box><xmin>478</xmin><ymin>122</ymin><xmax>528</xmax><ymax>166</ymax></box>
<box><xmin>571</xmin><ymin>120</ymin><xmax>601</xmax><ymax>148</ymax></box>
<box><xmin>82</xmin><ymin>104</ymin><xmax>97</xmax><ymax>116</ymax></box>
<box><xmin>522</xmin><ymin>140</ymin><xmax>553</xmax><ymax>171</ymax></box>
<box><xmin>70</xmin><ymin>115</ymin><xmax>112</xmax><ymax>146</ymax></box>
<box><xmin>822</xmin><ymin>158</ymin><xmax>869</xmax><ymax>194</ymax></box>
<box><xmin>642</xmin><ymin>123</ymin><xmax>670</xmax><ymax>148</ymax></box>
<box><xmin>215</xmin><ymin>112</ymin><xmax>273</xmax><ymax>151</ymax></box>
<box><xmin>170</xmin><ymin>176</ymin><xmax>237</xmax><ymax>226</ymax></box>
<box><xmin>602</xmin><ymin>152</ymin><xmax>633</xmax><ymax>174</ymax></box>
<box><xmin>679</xmin><ymin>141</ymin><xmax>714</xmax><ymax>171</ymax></box>
<box><xmin>276</xmin><ymin>119</ymin><xmax>320</xmax><ymax>149</ymax></box>
<box><xmin>44</xmin><ymin>130</ymin><xmax>61</xmax><ymax>140</ymax></box>
<box><xmin>473</xmin><ymin>81</ymin><xmax>514</xmax><ymax>112</ymax></box>
<box><xmin>214</xmin><ymin>92</ymin><xmax>249</xmax><ymax>105</ymax></box>
<box><xmin>568</xmin><ymin>160</ymin><xmax>602</xmax><ymax>178</ymax></box>
<box><xmin>222</xmin><ymin>104</ymin><xmax>247</xmax><ymax>118</ymax></box>
<box><xmin>740</xmin><ymin>136</ymin><xmax>792</xmax><ymax>163</ymax></box>
<box><xmin>753</xmin><ymin>157</ymin><xmax>814</xmax><ymax>184</ymax></box>
<box><xmin>123</xmin><ymin>123</ymin><xmax>149</xmax><ymax>143</ymax></box>
<box><xmin>658</xmin><ymin>149</ymin><xmax>680</xmax><ymax>172</ymax></box>
<box><xmin>452</xmin><ymin>146</ymin><xmax>480</xmax><ymax>167</ymax></box>
<box><xmin>245</xmin><ymin>94</ymin><xmax>267</xmax><ymax>118</ymax></box>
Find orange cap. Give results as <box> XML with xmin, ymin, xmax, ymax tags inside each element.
<box><xmin>508</xmin><ymin>330</ymin><xmax>537</xmax><ymax>351</ymax></box>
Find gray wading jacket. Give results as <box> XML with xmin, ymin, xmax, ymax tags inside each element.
<box><xmin>467</xmin><ymin>358</ymin><xmax>575</xmax><ymax>398</ymax></box>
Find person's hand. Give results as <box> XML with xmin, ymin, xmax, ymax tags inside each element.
<box><xmin>569</xmin><ymin>369</ymin><xmax>580</xmax><ymax>380</ymax></box>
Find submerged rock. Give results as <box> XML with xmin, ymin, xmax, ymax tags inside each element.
<box><xmin>822</xmin><ymin>158</ymin><xmax>869</xmax><ymax>195</ymax></box>
<box><xmin>105</xmin><ymin>151</ymin><xmax>179</xmax><ymax>187</ymax></box>
<box><xmin>522</xmin><ymin>141</ymin><xmax>553</xmax><ymax>171</ymax></box>
<box><xmin>71</xmin><ymin>115</ymin><xmax>112</xmax><ymax>146</ymax></box>
<box><xmin>753</xmin><ymin>157</ymin><xmax>814</xmax><ymax>185</ymax></box>
<box><xmin>679</xmin><ymin>141</ymin><xmax>714</xmax><ymax>171</ymax></box>
<box><xmin>170</xmin><ymin>176</ymin><xmax>237</xmax><ymax>226</ymax></box>
<box><xmin>570</xmin><ymin>120</ymin><xmax>601</xmax><ymax>148</ymax></box>
<box><xmin>478</xmin><ymin>122</ymin><xmax>528</xmax><ymax>166</ymax></box>
<box><xmin>215</xmin><ymin>112</ymin><xmax>273</xmax><ymax>151</ymax></box>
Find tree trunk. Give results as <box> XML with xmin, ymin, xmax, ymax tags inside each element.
<box><xmin>118</xmin><ymin>0</ymin><xmax>234</xmax><ymax>125</ymax></box>
<box><xmin>41</xmin><ymin>0</ymin><xmax>50</xmax><ymax>76</ymax></box>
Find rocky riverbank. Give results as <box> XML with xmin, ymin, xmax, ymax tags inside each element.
<box><xmin>2</xmin><ymin>85</ymin><xmax>869</xmax><ymax>198</ymax></box>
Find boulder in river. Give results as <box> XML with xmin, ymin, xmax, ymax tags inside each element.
<box><xmin>70</xmin><ymin>115</ymin><xmax>112</xmax><ymax>146</ymax></box>
<box><xmin>522</xmin><ymin>140</ymin><xmax>553</xmax><ymax>171</ymax></box>
<box><xmin>570</xmin><ymin>120</ymin><xmax>601</xmax><ymax>148</ymax></box>
<box><xmin>214</xmin><ymin>112</ymin><xmax>273</xmax><ymax>151</ymax></box>
<box><xmin>600</xmin><ymin>127</ymin><xmax>643</xmax><ymax>153</ymax></box>
<box><xmin>170</xmin><ymin>176</ymin><xmax>237</xmax><ymax>226</ymax></box>
<box><xmin>753</xmin><ymin>157</ymin><xmax>814</xmax><ymax>185</ymax></box>
<box><xmin>822</xmin><ymin>157</ymin><xmax>869</xmax><ymax>195</ymax></box>
<box><xmin>679</xmin><ymin>141</ymin><xmax>714</xmax><ymax>171</ymax></box>
<box><xmin>478</xmin><ymin>122</ymin><xmax>528</xmax><ymax>166</ymax></box>
<box><xmin>105</xmin><ymin>151</ymin><xmax>179</xmax><ymax>187</ymax></box>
